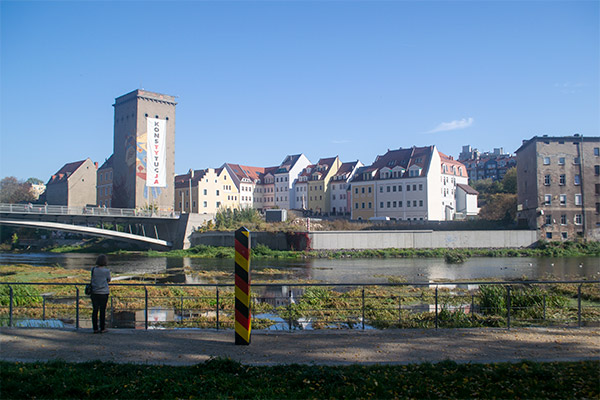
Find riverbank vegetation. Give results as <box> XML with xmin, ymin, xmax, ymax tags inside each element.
<box><xmin>1</xmin><ymin>359</ymin><xmax>597</xmax><ymax>399</ymax></box>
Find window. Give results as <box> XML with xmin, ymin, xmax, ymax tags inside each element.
<box><xmin>387</xmin><ymin>186</ymin><xmax>391</xmax><ymax>192</ymax></box>
<box><xmin>560</xmin><ymin>214</ymin><xmax>567</xmax><ymax>225</ymax></box>
<box><xmin>558</xmin><ymin>157</ymin><xmax>565</xmax><ymax>165</ymax></box>
<box><xmin>407</xmin><ymin>201</ymin><xmax>411</xmax><ymax>208</ymax></box>
<box><xmin>361</xmin><ymin>188</ymin><xmax>365</xmax><ymax>194</ymax></box>
<box><xmin>575</xmin><ymin>214</ymin><xmax>582</xmax><ymax>225</ymax></box>
<box><xmin>380</xmin><ymin>202</ymin><xmax>384</xmax><ymax>208</ymax></box>
<box><xmin>575</xmin><ymin>194</ymin><xmax>582</xmax><ymax>206</ymax></box>
<box><xmin>574</xmin><ymin>157</ymin><xmax>580</xmax><ymax>165</ymax></box>
<box><xmin>561</xmin><ymin>232</ymin><xmax>568</xmax><ymax>240</ymax></box>
<box><xmin>545</xmin><ymin>215</ymin><xmax>552</xmax><ymax>225</ymax></box>
<box><xmin>355</xmin><ymin>188</ymin><xmax>358</xmax><ymax>194</ymax></box>
<box><xmin>355</xmin><ymin>203</ymin><xmax>359</xmax><ymax>209</ymax></box>
<box><xmin>419</xmin><ymin>200</ymin><xmax>423</xmax><ymax>207</ymax></box>
<box><xmin>595</xmin><ymin>147</ymin><xmax>599</xmax><ymax>156</ymax></box>
<box><xmin>560</xmin><ymin>194</ymin><xmax>566</xmax><ymax>206</ymax></box>
<box><xmin>380</xmin><ymin>187</ymin><xmax>383</xmax><ymax>193</ymax></box>
<box><xmin>419</xmin><ymin>184</ymin><xmax>423</xmax><ymax>191</ymax></box>
<box><xmin>398</xmin><ymin>185</ymin><xmax>402</xmax><ymax>192</ymax></box>
<box><xmin>574</xmin><ymin>175</ymin><xmax>581</xmax><ymax>185</ymax></box>
<box><xmin>407</xmin><ymin>185</ymin><xmax>411</xmax><ymax>192</ymax></box>
<box><xmin>399</xmin><ymin>201</ymin><xmax>403</xmax><ymax>207</ymax></box>
<box><xmin>387</xmin><ymin>201</ymin><xmax>391</xmax><ymax>208</ymax></box>
<box><xmin>559</xmin><ymin>175</ymin><xmax>566</xmax><ymax>185</ymax></box>
<box><xmin>393</xmin><ymin>201</ymin><xmax>397</xmax><ymax>207</ymax></box>
<box><xmin>368</xmin><ymin>202</ymin><xmax>372</xmax><ymax>209</ymax></box>
<box><xmin>203</xmin><ymin>189</ymin><xmax>207</xmax><ymax>195</ymax></box>
<box><xmin>543</xmin><ymin>157</ymin><xmax>550</xmax><ymax>165</ymax></box>
<box><xmin>544</xmin><ymin>175</ymin><xmax>551</xmax><ymax>185</ymax></box>
<box><xmin>413</xmin><ymin>184</ymin><xmax>417</xmax><ymax>191</ymax></box>
<box><xmin>392</xmin><ymin>186</ymin><xmax>397</xmax><ymax>192</ymax></box>
<box><xmin>596</xmin><ymin>203</ymin><xmax>600</xmax><ymax>214</ymax></box>
<box><xmin>596</xmin><ymin>184</ymin><xmax>600</xmax><ymax>195</ymax></box>
<box><xmin>595</xmin><ymin>165</ymin><xmax>600</xmax><ymax>176</ymax></box>
<box><xmin>546</xmin><ymin>232</ymin><xmax>553</xmax><ymax>239</ymax></box>
<box><xmin>544</xmin><ymin>194</ymin><xmax>552</xmax><ymax>205</ymax></box>
<box><xmin>361</xmin><ymin>203</ymin><xmax>365</xmax><ymax>209</ymax></box>
<box><xmin>368</xmin><ymin>187</ymin><xmax>371</xmax><ymax>193</ymax></box>
<box><xmin>413</xmin><ymin>200</ymin><xmax>417</xmax><ymax>207</ymax></box>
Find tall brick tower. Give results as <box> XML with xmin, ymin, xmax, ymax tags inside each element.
<box><xmin>112</xmin><ymin>89</ymin><xmax>176</xmax><ymax>210</ymax></box>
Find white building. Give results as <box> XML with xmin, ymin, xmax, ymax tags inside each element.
<box><xmin>329</xmin><ymin>161</ymin><xmax>363</xmax><ymax>215</ymax></box>
<box><xmin>272</xmin><ymin>154</ymin><xmax>311</xmax><ymax>210</ymax></box>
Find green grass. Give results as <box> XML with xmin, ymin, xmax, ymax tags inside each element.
<box><xmin>0</xmin><ymin>359</ymin><xmax>597</xmax><ymax>399</ymax></box>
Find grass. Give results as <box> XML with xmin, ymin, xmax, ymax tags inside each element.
<box><xmin>0</xmin><ymin>359</ymin><xmax>597</xmax><ymax>399</ymax></box>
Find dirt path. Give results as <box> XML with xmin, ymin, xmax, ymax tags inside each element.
<box><xmin>1</xmin><ymin>327</ymin><xmax>598</xmax><ymax>366</ymax></box>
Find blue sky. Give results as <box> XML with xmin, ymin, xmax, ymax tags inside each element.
<box><xmin>1</xmin><ymin>1</ymin><xmax>598</xmax><ymax>181</ymax></box>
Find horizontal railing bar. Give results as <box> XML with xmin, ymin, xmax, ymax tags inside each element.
<box><xmin>0</xmin><ymin>279</ymin><xmax>597</xmax><ymax>287</ymax></box>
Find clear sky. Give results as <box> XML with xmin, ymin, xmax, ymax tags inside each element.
<box><xmin>1</xmin><ymin>1</ymin><xmax>598</xmax><ymax>182</ymax></box>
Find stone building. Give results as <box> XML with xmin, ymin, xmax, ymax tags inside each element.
<box><xmin>516</xmin><ymin>135</ymin><xmax>600</xmax><ymax>241</ymax></box>
<box><xmin>45</xmin><ymin>158</ymin><xmax>98</xmax><ymax>207</ymax></box>
<box><xmin>111</xmin><ymin>89</ymin><xmax>176</xmax><ymax>211</ymax></box>
<box><xmin>96</xmin><ymin>155</ymin><xmax>113</xmax><ymax>207</ymax></box>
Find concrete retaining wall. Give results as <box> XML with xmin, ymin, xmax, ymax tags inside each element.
<box><xmin>191</xmin><ymin>230</ymin><xmax>538</xmax><ymax>250</ymax></box>
<box><xmin>309</xmin><ymin>230</ymin><xmax>538</xmax><ymax>249</ymax></box>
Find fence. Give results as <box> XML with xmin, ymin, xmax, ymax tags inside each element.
<box><xmin>0</xmin><ymin>280</ymin><xmax>598</xmax><ymax>331</ymax></box>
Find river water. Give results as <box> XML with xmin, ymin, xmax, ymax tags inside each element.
<box><xmin>1</xmin><ymin>252</ymin><xmax>598</xmax><ymax>283</ymax></box>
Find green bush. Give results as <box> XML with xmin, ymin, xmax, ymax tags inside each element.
<box><xmin>0</xmin><ymin>285</ymin><xmax>42</xmax><ymax>307</ymax></box>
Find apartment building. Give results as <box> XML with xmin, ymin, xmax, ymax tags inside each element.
<box><xmin>330</xmin><ymin>161</ymin><xmax>363</xmax><ymax>215</ymax></box>
<box><xmin>254</xmin><ymin>167</ymin><xmax>277</xmax><ymax>210</ymax></box>
<box><xmin>350</xmin><ymin>146</ymin><xmax>473</xmax><ymax>221</ymax></box>
<box><xmin>174</xmin><ymin>167</ymin><xmax>237</xmax><ymax>214</ymax></box>
<box><xmin>222</xmin><ymin>163</ymin><xmax>265</xmax><ymax>209</ymax></box>
<box><xmin>273</xmin><ymin>154</ymin><xmax>311</xmax><ymax>210</ymax></box>
<box><xmin>96</xmin><ymin>155</ymin><xmax>113</xmax><ymax>207</ymax></box>
<box><xmin>458</xmin><ymin>145</ymin><xmax>516</xmax><ymax>182</ymax></box>
<box><xmin>516</xmin><ymin>135</ymin><xmax>600</xmax><ymax>241</ymax></box>
<box><xmin>45</xmin><ymin>158</ymin><xmax>98</xmax><ymax>207</ymax></box>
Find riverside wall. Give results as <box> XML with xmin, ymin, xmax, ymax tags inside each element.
<box><xmin>190</xmin><ymin>230</ymin><xmax>538</xmax><ymax>250</ymax></box>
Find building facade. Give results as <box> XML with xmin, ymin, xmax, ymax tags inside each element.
<box><xmin>516</xmin><ymin>135</ymin><xmax>600</xmax><ymax>241</ymax></box>
<box><xmin>273</xmin><ymin>154</ymin><xmax>311</xmax><ymax>210</ymax></box>
<box><xmin>174</xmin><ymin>167</ymin><xmax>237</xmax><ymax>214</ymax></box>
<box><xmin>96</xmin><ymin>155</ymin><xmax>113</xmax><ymax>207</ymax></box>
<box><xmin>458</xmin><ymin>145</ymin><xmax>516</xmax><ymax>182</ymax></box>
<box><xmin>350</xmin><ymin>146</ymin><xmax>474</xmax><ymax>221</ymax></box>
<box><xmin>329</xmin><ymin>161</ymin><xmax>363</xmax><ymax>215</ymax></box>
<box><xmin>45</xmin><ymin>158</ymin><xmax>98</xmax><ymax>207</ymax></box>
<box><xmin>112</xmin><ymin>89</ymin><xmax>176</xmax><ymax>211</ymax></box>
<box><xmin>222</xmin><ymin>163</ymin><xmax>265</xmax><ymax>209</ymax></box>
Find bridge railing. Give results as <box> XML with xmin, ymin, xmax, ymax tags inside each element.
<box><xmin>0</xmin><ymin>203</ymin><xmax>180</xmax><ymax>219</ymax></box>
<box><xmin>0</xmin><ymin>280</ymin><xmax>598</xmax><ymax>330</ymax></box>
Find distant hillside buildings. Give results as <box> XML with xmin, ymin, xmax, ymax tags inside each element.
<box><xmin>458</xmin><ymin>145</ymin><xmax>516</xmax><ymax>182</ymax></box>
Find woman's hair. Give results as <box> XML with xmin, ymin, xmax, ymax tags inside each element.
<box><xmin>96</xmin><ymin>254</ymin><xmax>108</xmax><ymax>266</ymax></box>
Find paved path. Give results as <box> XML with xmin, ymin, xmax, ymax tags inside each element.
<box><xmin>1</xmin><ymin>327</ymin><xmax>598</xmax><ymax>366</ymax></box>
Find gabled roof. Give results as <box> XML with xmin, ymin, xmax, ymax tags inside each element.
<box><xmin>174</xmin><ymin>169</ymin><xmax>210</xmax><ymax>189</ymax></box>
<box><xmin>351</xmin><ymin>146</ymin><xmax>435</xmax><ymax>182</ymax></box>
<box><xmin>225</xmin><ymin>163</ymin><xmax>265</xmax><ymax>183</ymax></box>
<box><xmin>275</xmin><ymin>154</ymin><xmax>303</xmax><ymax>174</ymax></box>
<box><xmin>48</xmin><ymin>159</ymin><xmax>89</xmax><ymax>184</ymax></box>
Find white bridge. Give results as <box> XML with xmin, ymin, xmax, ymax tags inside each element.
<box><xmin>0</xmin><ymin>203</ymin><xmax>187</xmax><ymax>249</ymax></box>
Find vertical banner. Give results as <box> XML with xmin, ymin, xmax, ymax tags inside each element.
<box><xmin>234</xmin><ymin>227</ymin><xmax>251</xmax><ymax>345</ymax></box>
<box><xmin>146</xmin><ymin>118</ymin><xmax>167</xmax><ymax>187</ymax></box>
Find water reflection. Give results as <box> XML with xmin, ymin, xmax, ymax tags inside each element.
<box><xmin>0</xmin><ymin>252</ymin><xmax>597</xmax><ymax>283</ymax></box>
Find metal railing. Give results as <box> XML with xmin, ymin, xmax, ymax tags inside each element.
<box><xmin>0</xmin><ymin>203</ymin><xmax>180</xmax><ymax>219</ymax></box>
<box><xmin>0</xmin><ymin>280</ymin><xmax>598</xmax><ymax>331</ymax></box>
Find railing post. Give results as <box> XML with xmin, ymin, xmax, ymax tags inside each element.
<box><xmin>543</xmin><ymin>294</ymin><xmax>546</xmax><ymax>321</ymax></box>
<box><xmin>361</xmin><ymin>287</ymin><xmax>365</xmax><ymax>330</ymax></box>
<box><xmin>75</xmin><ymin>287</ymin><xmax>80</xmax><ymax>329</ymax></box>
<box><xmin>179</xmin><ymin>295</ymin><xmax>183</xmax><ymax>327</ymax></box>
<box><xmin>9</xmin><ymin>286</ymin><xmax>13</xmax><ymax>327</ymax></box>
<box><xmin>506</xmin><ymin>286</ymin><xmax>511</xmax><ymax>330</ymax></box>
<box><xmin>577</xmin><ymin>284</ymin><xmax>582</xmax><ymax>328</ymax></box>
<box><xmin>110</xmin><ymin>297</ymin><xmax>114</xmax><ymax>328</ymax></box>
<box><xmin>398</xmin><ymin>295</ymin><xmax>402</xmax><ymax>327</ymax></box>
<box><xmin>471</xmin><ymin>294</ymin><xmax>475</xmax><ymax>319</ymax></box>
<box><xmin>434</xmin><ymin>286</ymin><xmax>438</xmax><ymax>330</ymax></box>
<box><xmin>288</xmin><ymin>290</ymin><xmax>293</xmax><ymax>331</ymax></box>
<box><xmin>144</xmin><ymin>287</ymin><xmax>149</xmax><ymax>330</ymax></box>
<box><xmin>216</xmin><ymin>288</ymin><xmax>219</xmax><ymax>330</ymax></box>
<box><xmin>42</xmin><ymin>295</ymin><xmax>46</xmax><ymax>321</ymax></box>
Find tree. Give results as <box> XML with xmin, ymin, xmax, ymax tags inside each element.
<box><xmin>0</xmin><ymin>177</ymin><xmax>36</xmax><ymax>203</ymax></box>
<box><xmin>26</xmin><ymin>177</ymin><xmax>44</xmax><ymax>185</ymax></box>
<box><xmin>478</xmin><ymin>193</ymin><xmax>517</xmax><ymax>222</ymax></box>
<box><xmin>501</xmin><ymin>167</ymin><xmax>517</xmax><ymax>194</ymax></box>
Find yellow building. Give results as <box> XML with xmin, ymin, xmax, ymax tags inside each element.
<box><xmin>174</xmin><ymin>167</ymin><xmax>238</xmax><ymax>214</ymax></box>
<box><xmin>350</xmin><ymin>173</ymin><xmax>376</xmax><ymax>220</ymax></box>
<box><xmin>305</xmin><ymin>157</ymin><xmax>341</xmax><ymax>214</ymax></box>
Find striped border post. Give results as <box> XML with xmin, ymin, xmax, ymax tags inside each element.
<box><xmin>234</xmin><ymin>227</ymin><xmax>251</xmax><ymax>345</ymax></box>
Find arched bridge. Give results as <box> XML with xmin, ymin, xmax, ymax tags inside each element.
<box><xmin>0</xmin><ymin>204</ymin><xmax>211</xmax><ymax>249</ymax></box>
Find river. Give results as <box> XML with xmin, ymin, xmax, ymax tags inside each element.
<box><xmin>1</xmin><ymin>252</ymin><xmax>598</xmax><ymax>283</ymax></box>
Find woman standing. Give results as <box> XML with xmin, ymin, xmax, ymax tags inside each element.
<box><xmin>91</xmin><ymin>254</ymin><xmax>111</xmax><ymax>333</ymax></box>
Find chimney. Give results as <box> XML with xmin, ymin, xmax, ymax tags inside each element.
<box><xmin>94</xmin><ymin>162</ymin><xmax>99</xmax><ymax>169</ymax></box>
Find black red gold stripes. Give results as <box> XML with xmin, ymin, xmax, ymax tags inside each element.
<box><xmin>234</xmin><ymin>227</ymin><xmax>251</xmax><ymax>345</ymax></box>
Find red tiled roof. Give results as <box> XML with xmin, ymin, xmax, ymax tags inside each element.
<box><xmin>48</xmin><ymin>159</ymin><xmax>89</xmax><ymax>184</ymax></box>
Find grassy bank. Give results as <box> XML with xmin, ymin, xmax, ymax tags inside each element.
<box><xmin>144</xmin><ymin>240</ymin><xmax>600</xmax><ymax>259</ymax></box>
<box><xmin>1</xmin><ymin>359</ymin><xmax>597</xmax><ymax>399</ymax></box>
